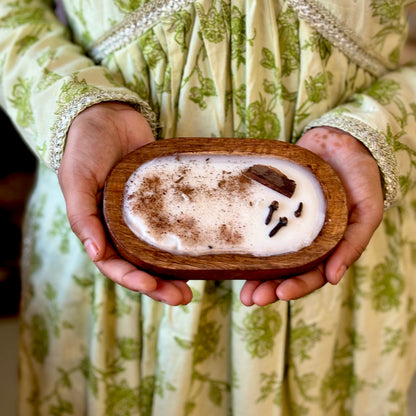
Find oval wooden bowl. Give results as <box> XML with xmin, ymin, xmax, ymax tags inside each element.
<box><xmin>103</xmin><ymin>138</ymin><xmax>348</xmax><ymax>280</ymax></box>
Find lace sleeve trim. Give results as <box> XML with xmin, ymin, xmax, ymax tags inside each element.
<box><xmin>287</xmin><ymin>0</ymin><xmax>393</xmax><ymax>77</ymax></box>
<box><xmin>89</xmin><ymin>0</ymin><xmax>196</xmax><ymax>63</ymax></box>
<box><xmin>305</xmin><ymin>113</ymin><xmax>400</xmax><ymax>210</ymax></box>
<box><xmin>49</xmin><ymin>91</ymin><xmax>158</xmax><ymax>172</ymax></box>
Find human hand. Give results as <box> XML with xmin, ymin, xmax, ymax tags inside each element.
<box><xmin>58</xmin><ymin>102</ymin><xmax>192</xmax><ymax>305</ymax></box>
<box><xmin>240</xmin><ymin>127</ymin><xmax>384</xmax><ymax>306</ymax></box>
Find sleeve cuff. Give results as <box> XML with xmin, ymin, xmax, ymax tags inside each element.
<box><xmin>305</xmin><ymin>113</ymin><xmax>400</xmax><ymax>210</ymax></box>
<box><xmin>50</xmin><ymin>90</ymin><xmax>158</xmax><ymax>172</ymax></box>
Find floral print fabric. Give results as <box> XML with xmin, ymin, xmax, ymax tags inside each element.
<box><xmin>1</xmin><ymin>0</ymin><xmax>416</xmax><ymax>415</ymax></box>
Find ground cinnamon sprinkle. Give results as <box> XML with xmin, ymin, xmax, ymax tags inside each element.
<box><xmin>125</xmin><ymin>164</ymin><xmax>253</xmax><ymax>248</ymax></box>
<box><xmin>123</xmin><ymin>154</ymin><xmax>327</xmax><ymax>256</ymax></box>
<box><xmin>219</xmin><ymin>223</ymin><xmax>243</xmax><ymax>245</ymax></box>
<box><xmin>217</xmin><ymin>172</ymin><xmax>252</xmax><ymax>194</ymax></box>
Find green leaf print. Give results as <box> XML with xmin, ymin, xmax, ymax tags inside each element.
<box><xmin>125</xmin><ymin>73</ymin><xmax>149</xmax><ymax>101</ymax></box>
<box><xmin>316</xmin><ymin>35</ymin><xmax>332</xmax><ymax>61</ymax></box>
<box><xmin>277</xmin><ymin>8</ymin><xmax>300</xmax><ymax>77</ymax></box>
<box><xmin>16</xmin><ymin>34</ymin><xmax>39</xmax><ymax>55</ymax></box>
<box><xmin>195</xmin><ymin>1</ymin><xmax>227</xmax><ymax>44</ymax></box>
<box><xmin>139</xmin><ymin>375</ymin><xmax>156</xmax><ymax>416</ymax></box>
<box><xmin>365</xmin><ymin>78</ymin><xmax>401</xmax><ymax>105</ymax></box>
<box><xmin>209</xmin><ymin>381</ymin><xmax>223</xmax><ymax>406</ymax></box>
<box><xmin>232</xmin><ymin>83</ymin><xmax>247</xmax><ymax>122</ymax></box>
<box><xmin>44</xmin><ymin>281</ymin><xmax>57</xmax><ymax>301</ymax></box>
<box><xmin>117</xmin><ymin>337</ymin><xmax>140</xmax><ymax>360</ymax></box>
<box><xmin>56</xmin><ymin>74</ymin><xmax>102</xmax><ymax>110</ymax></box>
<box><xmin>389</xmin><ymin>46</ymin><xmax>402</xmax><ymax>65</ymax></box>
<box><xmin>114</xmin><ymin>296</ymin><xmax>133</xmax><ymax>318</ymax></box>
<box><xmin>382</xmin><ymin>327</ymin><xmax>406</xmax><ymax>356</ymax></box>
<box><xmin>48</xmin><ymin>206</ymin><xmax>71</xmax><ymax>254</ymax></box>
<box><xmin>246</xmin><ymin>97</ymin><xmax>281</xmax><ymax>139</ymax></box>
<box><xmin>193</xmin><ymin>320</ymin><xmax>221</xmax><ymax>364</ymax></box>
<box><xmin>0</xmin><ymin>5</ymin><xmax>49</xmax><ymax>29</ymax></box>
<box><xmin>30</xmin><ymin>314</ymin><xmax>49</xmax><ymax>364</ymax></box>
<box><xmin>303</xmin><ymin>32</ymin><xmax>332</xmax><ymax>62</ymax></box>
<box><xmin>370</xmin><ymin>0</ymin><xmax>402</xmax><ymax>25</ymax></box>
<box><xmin>388</xmin><ymin>390</ymin><xmax>406</xmax><ymax>416</ymax></box>
<box><xmin>79</xmin><ymin>357</ymin><xmax>100</xmax><ymax>397</ymax></box>
<box><xmin>320</xmin><ymin>328</ymin><xmax>372</xmax><ymax>412</ymax></box>
<box><xmin>295</xmin><ymin>72</ymin><xmax>332</xmax><ymax>127</ymax></box>
<box><xmin>257</xmin><ymin>372</ymin><xmax>282</xmax><ymax>406</ymax></box>
<box><xmin>57</xmin><ymin>368</ymin><xmax>72</xmax><ymax>389</ymax></box>
<box><xmin>37</xmin><ymin>68</ymin><xmax>63</xmax><ymax>91</ymax></box>
<box><xmin>263</xmin><ymin>79</ymin><xmax>279</xmax><ymax>95</ymax></box>
<box><xmin>72</xmin><ymin>5</ymin><xmax>93</xmax><ymax>45</ymax></box>
<box><xmin>371</xmin><ymin>0</ymin><xmax>407</xmax><ymax>62</ymax></box>
<box><xmin>165</xmin><ymin>10</ymin><xmax>192</xmax><ymax>52</ymax></box>
<box><xmin>9</xmin><ymin>77</ymin><xmax>34</xmax><ymax>128</ymax></box>
<box><xmin>184</xmin><ymin>401</ymin><xmax>196</xmax><ymax>416</ymax></box>
<box><xmin>230</xmin><ymin>6</ymin><xmax>254</xmax><ymax>68</ymax></box>
<box><xmin>37</xmin><ymin>49</ymin><xmax>57</xmax><ymax>67</ymax></box>
<box><xmin>174</xmin><ymin>336</ymin><xmax>194</xmax><ymax>350</ymax></box>
<box><xmin>290</xmin><ymin>320</ymin><xmax>326</xmax><ymax>361</ymax></box>
<box><xmin>240</xmin><ymin>307</ymin><xmax>282</xmax><ymax>358</ymax></box>
<box><xmin>105</xmin><ymin>381</ymin><xmax>140</xmax><ymax>416</ymax></box>
<box><xmin>410</xmin><ymin>102</ymin><xmax>416</xmax><ymax>119</ymax></box>
<box><xmin>189</xmin><ymin>76</ymin><xmax>217</xmax><ymax>110</ymax></box>
<box><xmin>261</xmin><ymin>47</ymin><xmax>277</xmax><ymax>70</ymax></box>
<box><xmin>115</xmin><ymin>0</ymin><xmax>145</xmax><ymax>13</ymax></box>
<box><xmin>305</xmin><ymin>73</ymin><xmax>327</xmax><ymax>103</ymax></box>
<box><xmin>138</xmin><ymin>29</ymin><xmax>166</xmax><ymax>70</ymax></box>
<box><xmin>49</xmin><ymin>399</ymin><xmax>74</xmax><ymax>416</ymax></box>
<box><xmin>370</xmin><ymin>259</ymin><xmax>405</xmax><ymax>312</ymax></box>
<box><xmin>72</xmin><ymin>273</ymin><xmax>95</xmax><ymax>288</ymax></box>
<box><xmin>321</xmin><ymin>360</ymin><xmax>363</xmax><ymax>412</ymax></box>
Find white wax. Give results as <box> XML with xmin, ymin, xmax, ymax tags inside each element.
<box><xmin>123</xmin><ymin>155</ymin><xmax>326</xmax><ymax>256</ymax></box>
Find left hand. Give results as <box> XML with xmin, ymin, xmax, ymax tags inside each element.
<box><xmin>240</xmin><ymin>127</ymin><xmax>384</xmax><ymax>306</ymax></box>
<box><xmin>58</xmin><ymin>102</ymin><xmax>193</xmax><ymax>306</ymax></box>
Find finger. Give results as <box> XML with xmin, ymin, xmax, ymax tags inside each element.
<box><xmin>325</xmin><ymin>202</ymin><xmax>382</xmax><ymax>284</ymax></box>
<box><xmin>240</xmin><ymin>280</ymin><xmax>263</xmax><ymax>306</ymax></box>
<box><xmin>276</xmin><ymin>265</ymin><xmax>326</xmax><ymax>301</ymax></box>
<box><xmin>251</xmin><ymin>280</ymin><xmax>281</xmax><ymax>306</ymax></box>
<box><xmin>170</xmin><ymin>280</ymin><xmax>194</xmax><ymax>304</ymax></box>
<box><xmin>65</xmin><ymin>186</ymin><xmax>108</xmax><ymax>262</ymax></box>
<box><xmin>325</xmin><ymin>221</ymin><xmax>374</xmax><ymax>284</ymax></box>
<box><xmin>94</xmin><ymin>247</ymin><xmax>158</xmax><ymax>292</ymax></box>
<box><xmin>144</xmin><ymin>279</ymin><xmax>193</xmax><ymax>306</ymax></box>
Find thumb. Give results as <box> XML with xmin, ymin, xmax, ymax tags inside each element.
<box><xmin>58</xmin><ymin>166</ymin><xmax>107</xmax><ymax>262</ymax></box>
<box><xmin>325</xmin><ymin>205</ymin><xmax>381</xmax><ymax>284</ymax></box>
<box><xmin>67</xmin><ymin>187</ymin><xmax>107</xmax><ymax>262</ymax></box>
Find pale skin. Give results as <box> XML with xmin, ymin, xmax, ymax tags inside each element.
<box><xmin>58</xmin><ymin>102</ymin><xmax>384</xmax><ymax>306</ymax></box>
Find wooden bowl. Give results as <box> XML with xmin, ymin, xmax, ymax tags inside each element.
<box><xmin>103</xmin><ymin>138</ymin><xmax>348</xmax><ymax>280</ymax></box>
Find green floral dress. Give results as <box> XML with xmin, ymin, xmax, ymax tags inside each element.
<box><xmin>1</xmin><ymin>0</ymin><xmax>416</xmax><ymax>414</ymax></box>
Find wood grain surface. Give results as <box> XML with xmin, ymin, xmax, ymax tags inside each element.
<box><xmin>103</xmin><ymin>138</ymin><xmax>348</xmax><ymax>280</ymax></box>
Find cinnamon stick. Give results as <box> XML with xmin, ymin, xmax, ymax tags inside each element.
<box><xmin>243</xmin><ymin>164</ymin><xmax>296</xmax><ymax>198</ymax></box>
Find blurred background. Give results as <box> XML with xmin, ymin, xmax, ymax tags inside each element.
<box><xmin>1</xmin><ymin>5</ymin><xmax>416</xmax><ymax>416</ymax></box>
<box><xmin>0</xmin><ymin>111</ymin><xmax>35</xmax><ymax>317</ymax></box>
<box><xmin>0</xmin><ymin>100</ymin><xmax>36</xmax><ymax>416</ymax></box>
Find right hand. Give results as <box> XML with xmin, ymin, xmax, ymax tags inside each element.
<box><xmin>240</xmin><ymin>127</ymin><xmax>384</xmax><ymax>306</ymax></box>
<box><xmin>58</xmin><ymin>102</ymin><xmax>193</xmax><ymax>305</ymax></box>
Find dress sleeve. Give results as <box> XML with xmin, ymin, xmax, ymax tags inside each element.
<box><xmin>305</xmin><ymin>64</ymin><xmax>416</xmax><ymax>210</ymax></box>
<box><xmin>0</xmin><ymin>0</ymin><xmax>157</xmax><ymax>172</ymax></box>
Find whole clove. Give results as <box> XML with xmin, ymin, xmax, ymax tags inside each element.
<box><xmin>294</xmin><ymin>202</ymin><xmax>303</xmax><ymax>217</ymax></box>
<box><xmin>269</xmin><ymin>217</ymin><xmax>288</xmax><ymax>237</ymax></box>
<box><xmin>265</xmin><ymin>200</ymin><xmax>279</xmax><ymax>225</ymax></box>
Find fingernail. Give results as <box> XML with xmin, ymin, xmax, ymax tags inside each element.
<box><xmin>334</xmin><ymin>265</ymin><xmax>347</xmax><ymax>284</ymax></box>
<box><xmin>84</xmin><ymin>239</ymin><xmax>99</xmax><ymax>261</ymax></box>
